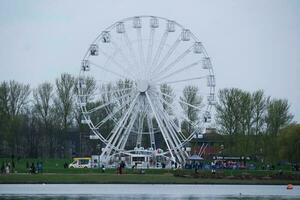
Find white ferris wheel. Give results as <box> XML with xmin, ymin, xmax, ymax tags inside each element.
<box><xmin>78</xmin><ymin>16</ymin><xmax>216</xmax><ymax>166</ymax></box>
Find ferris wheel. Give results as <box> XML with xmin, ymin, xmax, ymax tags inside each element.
<box><xmin>78</xmin><ymin>16</ymin><xmax>215</xmax><ymax>165</ymax></box>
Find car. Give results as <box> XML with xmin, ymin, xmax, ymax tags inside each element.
<box><xmin>68</xmin><ymin>157</ymin><xmax>92</xmax><ymax>169</ymax></box>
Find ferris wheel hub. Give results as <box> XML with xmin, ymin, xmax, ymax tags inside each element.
<box><xmin>137</xmin><ymin>80</ymin><xmax>149</xmax><ymax>93</ymax></box>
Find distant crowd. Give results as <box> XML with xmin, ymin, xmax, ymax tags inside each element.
<box><xmin>26</xmin><ymin>161</ymin><xmax>44</xmax><ymax>174</ymax></box>
<box><xmin>1</xmin><ymin>160</ymin><xmax>15</xmax><ymax>174</ymax></box>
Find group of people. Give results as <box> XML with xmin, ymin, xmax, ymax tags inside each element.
<box><xmin>26</xmin><ymin>161</ymin><xmax>43</xmax><ymax>174</ymax></box>
<box><xmin>1</xmin><ymin>161</ymin><xmax>15</xmax><ymax>174</ymax></box>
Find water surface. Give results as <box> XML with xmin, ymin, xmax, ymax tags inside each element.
<box><xmin>0</xmin><ymin>184</ymin><xmax>299</xmax><ymax>199</ymax></box>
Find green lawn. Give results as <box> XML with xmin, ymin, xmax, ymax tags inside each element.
<box><xmin>1</xmin><ymin>158</ymin><xmax>299</xmax><ymax>184</ymax></box>
<box><xmin>1</xmin><ymin>173</ymin><xmax>300</xmax><ymax>184</ymax></box>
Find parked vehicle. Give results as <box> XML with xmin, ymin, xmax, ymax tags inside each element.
<box><xmin>68</xmin><ymin>157</ymin><xmax>91</xmax><ymax>168</ymax></box>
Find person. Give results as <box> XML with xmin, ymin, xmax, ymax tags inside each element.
<box><xmin>26</xmin><ymin>161</ymin><xmax>30</xmax><ymax>173</ymax></box>
<box><xmin>211</xmin><ymin>161</ymin><xmax>216</xmax><ymax>174</ymax></box>
<box><xmin>11</xmin><ymin>160</ymin><xmax>15</xmax><ymax>173</ymax></box>
<box><xmin>5</xmin><ymin>163</ymin><xmax>10</xmax><ymax>174</ymax></box>
<box><xmin>30</xmin><ymin>162</ymin><xmax>36</xmax><ymax>174</ymax></box>
<box><xmin>37</xmin><ymin>162</ymin><xmax>42</xmax><ymax>173</ymax></box>
<box><xmin>64</xmin><ymin>162</ymin><xmax>68</xmax><ymax>169</ymax></box>
<box><xmin>1</xmin><ymin>162</ymin><xmax>5</xmax><ymax>174</ymax></box>
<box><xmin>40</xmin><ymin>162</ymin><xmax>43</xmax><ymax>173</ymax></box>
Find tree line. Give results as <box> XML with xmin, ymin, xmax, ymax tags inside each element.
<box><xmin>216</xmin><ymin>88</ymin><xmax>298</xmax><ymax>163</ymax></box>
<box><xmin>0</xmin><ymin>74</ymin><xmax>298</xmax><ymax>163</ymax></box>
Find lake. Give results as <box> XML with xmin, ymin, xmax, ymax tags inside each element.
<box><xmin>0</xmin><ymin>184</ymin><xmax>299</xmax><ymax>199</ymax></box>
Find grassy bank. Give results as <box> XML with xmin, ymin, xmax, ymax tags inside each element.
<box><xmin>1</xmin><ymin>158</ymin><xmax>299</xmax><ymax>184</ymax></box>
<box><xmin>1</xmin><ymin>173</ymin><xmax>300</xmax><ymax>185</ymax></box>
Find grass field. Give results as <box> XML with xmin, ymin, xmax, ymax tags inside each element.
<box><xmin>0</xmin><ymin>158</ymin><xmax>299</xmax><ymax>184</ymax></box>
<box><xmin>1</xmin><ymin>173</ymin><xmax>300</xmax><ymax>184</ymax></box>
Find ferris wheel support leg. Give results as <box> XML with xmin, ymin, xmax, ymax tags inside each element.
<box><xmin>136</xmin><ymin>113</ymin><xmax>144</xmax><ymax>148</ymax></box>
<box><xmin>155</xmin><ymin>94</ymin><xmax>189</xmax><ymax>163</ymax></box>
<box><xmin>100</xmin><ymin>94</ymin><xmax>139</xmax><ymax>163</ymax></box>
<box><xmin>160</xmin><ymin>108</ymin><xmax>189</xmax><ymax>160</ymax></box>
<box><xmin>146</xmin><ymin>92</ymin><xmax>176</xmax><ymax>163</ymax></box>
<box><xmin>156</xmin><ymin>106</ymin><xmax>184</xmax><ymax>164</ymax></box>
<box><xmin>117</xmin><ymin>110</ymin><xmax>139</xmax><ymax>150</ymax></box>
<box><xmin>162</xmin><ymin>119</ymin><xmax>186</xmax><ymax>163</ymax></box>
<box><xmin>147</xmin><ymin>115</ymin><xmax>156</xmax><ymax>150</ymax></box>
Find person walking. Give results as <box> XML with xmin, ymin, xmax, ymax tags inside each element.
<box><xmin>1</xmin><ymin>162</ymin><xmax>5</xmax><ymax>174</ymax></box>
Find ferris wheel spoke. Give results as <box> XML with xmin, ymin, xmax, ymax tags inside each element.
<box><xmin>159</xmin><ymin>101</ymin><xmax>202</xmax><ymax>143</ymax></box>
<box><xmin>118</xmin><ymin>110</ymin><xmax>139</xmax><ymax>150</ymax></box>
<box><xmin>111</xmin><ymin>103</ymin><xmax>138</xmax><ymax>151</ymax></box>
<box><xmin>94</xmin><ymin>97</ymin><xmax>134</xmax><ymax>129</ymax></box>
<box><xmin>137</xmin><ymin>28</ymin><xmax>145</xmax><ymax>73</ymax></box>
<box><xmin>151</xmin><ymin>31</ymin><xmax>169</xmax><ymax>69</ymax></box>
<box><xmin>89</xmin><ymin>61</ymin><xmax>129</xmax><ymax>79</ymax></box>
<box><xmin>156</xmin><ymin>93</ymin><xmax>200</xmax><ymax>129</ymax></box>
<box><xmin>110</xmin><ymin>41</ymin><xmax>139</xmax><ymax>79</ymax></box>
<box><xmin>151</xmin><ymin>36</ymin><xmax>181</xmax><ymax>78</ymax></box>
<box><xmin>154</xmin><ymin>60</ymin><xmax>202</xmax><ymax>82</ymax></box>
<box><xmin>155</xmin><ymin>96</ymin><xmax>188</xmax><ymax>141</ymax></box>
<box><xmin>123</xmin><ymin>32</ymin><xmax>141</xmax><ymax>77</ymax></box>
<box><xmin>157</xmin><ymin>75</ymin><xmax>208</xmax><ymax>85</ymax></box>
<box><xmin>160</xmin><ymin>91</ymin><xmax>203</xmax><ymax>111</ymax></box>
<box><xmin>101</xmin><ymin>94</ymin><xmax>139</xmax><ymax>158</ymax></box>
<box><xmin>154</xmin><ymin>45</ymin><xmax>193</xmax><ymax>79</ymax></box>
<box><xmin>87</xmin><ymin>91</ymin><xmax>135</xmax><ymax>114</ymax></box>
<box><xmin>93</xmin><ymin>87</ymin><xmax>134</xmax><ymax>97</ymax></box>
<box><xmin>146</xmin><ymin>28</ymin><xmax>155</xmax><ymax>75</ymax></box>
<box><xmin>98</xmin><ymin>46</ymin><xmax>136</xmax><ymax>79</ymax></box>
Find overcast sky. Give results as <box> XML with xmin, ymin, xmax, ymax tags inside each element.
<box><xmin>0</xmin><ymin>0</ymin><xmax>299</xmax><ymax>122</ymax></box>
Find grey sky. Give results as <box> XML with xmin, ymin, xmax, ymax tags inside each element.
<box><xmin>0</xmin><ymin>0</ymin><xmax>299</xmax><ymax>122</ymax></box>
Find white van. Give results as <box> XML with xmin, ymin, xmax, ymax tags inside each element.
<box><xmin>69</xmin><ymin>157</ymin><xmax>92</xmax><ymax>168</ymax></box>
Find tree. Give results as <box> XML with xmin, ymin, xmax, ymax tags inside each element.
<box><xmin>278</xmin><ymin>124</ymin><xmax>300</xmax><ymax>163</ymax></box>
<box><xmin>180</xmin><ymin>85</ymin><xmax>202</xmax><ymax>136</ymax></box>
<box><xmin>7</xmin><ymin>80</ymin><xmax>30</xmax><ymax>117</ymax></box>
<box><xmin>0</xmin><ymin>80</ymin><xmax>30</xmax><ymax>156</ymax></box>
<box><xmin>55</xmin><ymin>73</ymin><xmax>75</xmax><ymax>130</ymax></box>
<box><xmin>265</xmin><ymin>99</ymin><xmax>293</xmax><ymax>136</ymax></box>
<box><xmin>216</xmin><ymin>88</ymin><xmax>268</xmax><ymax>155</ymax></box>
<box><xmin>251</xmin><ymin>90</ymin><xmax>268</xmax><ymax>135</ymax></box>
<box><xmin>33</xmin><ymin>82</ymin><xmax>54</xmax><ymax>127</ymax></box>
<box><xmin>160</xmin><ymin>83</ymin><xmax>175</xmax><ymax>115</ymax></box>
<box><xmin>54</xmin><ymin>73</ymin><xmax>76</xmax><ymax>158</ymax></box>
<box><xmin>216</xmin><ymin>88</ymin><xmax>243</xmax><ymax>135</ymax></box>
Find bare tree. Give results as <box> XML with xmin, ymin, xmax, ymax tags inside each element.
<box><xmin>55</xmin><ymin>73</ymin><xmax>75</xmax><ymax>130</ymax></box>
<box><xmin>180</xmin><ymin>85</ymin><xmax>202</xmax><ymax>135</ymax></box>
<box><xmin>7</xmin><ymin>80</ymin><xmax>30</xmax><ymax>117</ymax></box>
<box><xmin>33</xmin><ymin>82</ymin><xmax>53</xmax><ymax>127</ymax></box>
